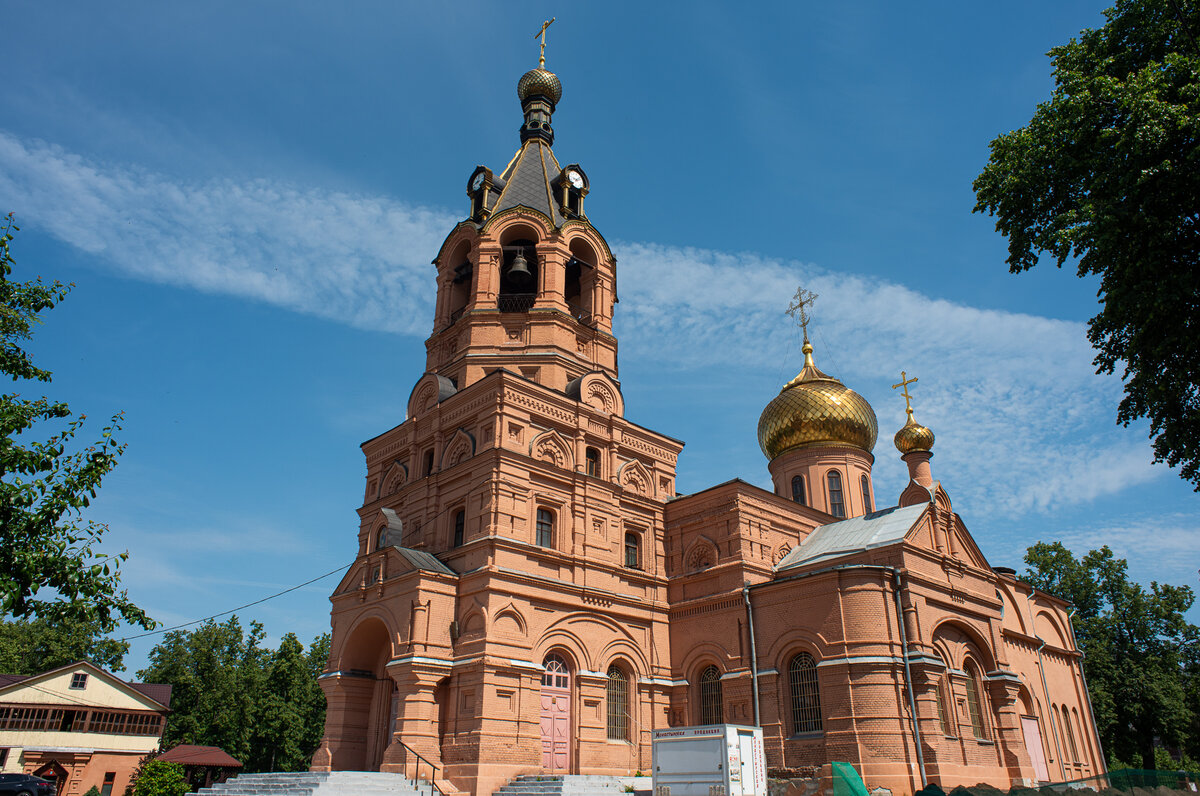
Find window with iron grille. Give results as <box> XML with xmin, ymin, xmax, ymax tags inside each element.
<box><xmin>606</xmin><ymin>665</ymin><xmax>628</xmax><ymax>741</ymax></box>
<box><xmin>827</xmin><ymin>471</ymin><xmax>845</xmax><ymax>518</ymax></box>
<box><xmin>699</xmin><ymin>666</ymin><xmax>723</xmax><ymax>725</ymax></box>
<box><xmin>936</xmin><ymin>675</ymin><xmax>952</xmax><ymax>736</ymax></box>
<box><xmin>788</xmin><ymin>653</ymin><xmax>822</xmax><ymax>734</ymax></box>
<box><xmin>860</xmin><ymin>475</ymin><xmax>872</xmax><ymax>513</ymax></box>
<box><xmin>791</xmin><ymin>475</ymin><xmax>806</xmax><ymax>505</ymax></box>
<box><xmin>453</xmin><ymin>509</ymin><xmax>465</xmax><ymax>547</ymax></box>
<box><xmin>624</xmin><ymin>533</ymin><xmax>640</xmax><ymax>568</ymax></box>
<box><xmin>964</xmin><ymin>662</ymin><xmax>988</xmax><ymax>740</ymax></box>
<box><xmin>536</xmin><ymin>508</ymin><xmax>554</xmax><ymax>548</ymax></box>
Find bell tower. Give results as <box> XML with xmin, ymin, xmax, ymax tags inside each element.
<box><xmin>425</xmin><ymin>41</ymin><xmax>617</xmax><ymax>392</ymax></box>
<box><xmin>317</xmin><ymin>29</ymin><xmax>682</xmax><ymax>796</ymax></box>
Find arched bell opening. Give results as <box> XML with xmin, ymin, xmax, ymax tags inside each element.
<box><xmin>446</xmin><ymin>241</ymin><xmax>473</xmax><ymax>324</ymax></box>
<box><xmin>566</xmin><ymin>239</ymin><xmax>597</xmax><ymax>324</ymax></box>
<box><xmin>499</xmin><ymin>226</ymin><xmax>541</xmax><ymax>312</ymax></box>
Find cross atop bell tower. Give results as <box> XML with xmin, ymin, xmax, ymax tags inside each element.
<box><xmin>425</xmin><ymin>45</ymin><xmax>617</xmax><ymax>393</ymax></box>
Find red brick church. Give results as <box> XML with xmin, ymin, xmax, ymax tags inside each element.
<box><xmin>311</xmin><ymin>44</ymin><xmax>1104</xmax><ymax>796</ymax></box>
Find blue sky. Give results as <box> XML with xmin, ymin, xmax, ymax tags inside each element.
<box><xmin>3</xmin><ymin>2</ymin><xmax>1197</xmax><ymax>674</ymax></box>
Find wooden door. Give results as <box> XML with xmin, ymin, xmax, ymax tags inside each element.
<box><xmin>1022</xmin><ymin>716</ymin><xmax>1050</xmax><ymax>782</ymax></box>
<box><xmin>540</xmin><ymin>654</ymin><xmax>572</xmax><ymax>772</ymax></box>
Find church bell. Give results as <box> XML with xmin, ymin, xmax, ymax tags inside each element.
<box><xmin>506</xmin><ymin>250</ymin><xmax>533</xmax><ymax>286</ymax></box>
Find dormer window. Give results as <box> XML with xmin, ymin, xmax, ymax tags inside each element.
<box><xmin>555</xmin><ymin>165</ymin><xmax>588</xmax><ymax>219</ymax></box>
<box><xmin>467</xmin><ymin>167</ymin><xmax>493</xmax><ymax>221</ymax></box>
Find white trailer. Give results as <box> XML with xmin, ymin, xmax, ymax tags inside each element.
<box><xmin>651</xmin><ymin>724</ymin><xmax>766</xmax><ymax>796</ymax></box>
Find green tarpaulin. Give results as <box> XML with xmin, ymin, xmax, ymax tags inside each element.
<box><xmin>831</xmin><ymin>762</ymin><xmax>869</xmax><ymax>796</ymax></box>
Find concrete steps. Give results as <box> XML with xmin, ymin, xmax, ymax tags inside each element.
<box><xmin>493</xmin><ymin>775</ymin><xmax>630</xmax><ymax>796</ymax></box>
<box><xmin>197</xmin><ymin>770</ymin><xmax>436</xmax><ymax>796</ymax></box>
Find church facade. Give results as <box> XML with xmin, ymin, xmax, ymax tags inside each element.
<box><xmin>311</xmin><ymin>54</ymin><xmax>1105</xmax><ymax>796</ymax></box>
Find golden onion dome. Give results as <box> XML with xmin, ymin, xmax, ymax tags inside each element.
<box><xmin>518</xmin><ymin>67</ymin><xmax>562</xmax><ymax>105</ymax></box>
<box><xmin>757</xmin><ymin>340</ymin><xmax>879</xmax><ymax>460</ymax></box>
<box><xmin>894</xmin><ymin>410</ymin><xmax>935</xmax><ymax>454</ymax></box>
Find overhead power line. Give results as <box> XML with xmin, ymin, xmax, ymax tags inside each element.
<box><xmin>119</xmin><ymin>562</ymin><xmax>352</xmax><ymax>642</ymax></box>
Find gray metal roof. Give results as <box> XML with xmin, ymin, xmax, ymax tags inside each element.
<box><xmin>775</xmin><ymin>503</ymin><xmax>927</xmax><ymax>571</ymax></box>
<box><xmin>394</xmin><ymin>547</ymin><xmax>457</xmax><ymax>576</ymax></box>
<box><xmin>491</xmin><ymin>140</ymin><xmax>563</xmax><ymax>225</ymax></box>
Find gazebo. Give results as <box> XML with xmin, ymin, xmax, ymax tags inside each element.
<box><xmin>156</xmin><ymin>745</ymin><xmax>243</xmax><ymax>789</ymax></box>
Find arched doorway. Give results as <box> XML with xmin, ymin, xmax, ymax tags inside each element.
<box><xmin>540</xmin><ymin>653</ymin><xmax>572</xmax><ymax>773</ymax></box>
<box><xmin>338</xmin><ymin>617</ymin><xmax>394</xmax><ymax>771</ymax></box>
<box><xmin>33</xmin><ymin>760</ymin><xmax>69</xmax><ymax>795</ymax></box>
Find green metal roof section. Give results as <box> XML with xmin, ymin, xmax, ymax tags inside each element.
<box><xmin>775</xmin><ymin>503</ymin><xmax>927</xmax><ymax>571</ymax></box>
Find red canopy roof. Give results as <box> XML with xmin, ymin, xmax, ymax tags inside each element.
<box><xmin>157</xmin><ymin>745</ymin><xmax>243</xmax><ymax>767</ymax></box>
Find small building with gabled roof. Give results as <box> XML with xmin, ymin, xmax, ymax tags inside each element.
<box><xmin>0</xmin><ymin>660</ymin><xmax>170</xmax><ymax>796</ymax></box>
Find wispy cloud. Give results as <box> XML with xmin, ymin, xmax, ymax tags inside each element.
<box><xmin>0</xmin><ymin>131</ymin><xmax>454</xmax><ymax>335</ymax></box>
<box><xmin>0</xmin><ymin>131</ymin><xmax>1171</xmax><ymax>520</ymax></box>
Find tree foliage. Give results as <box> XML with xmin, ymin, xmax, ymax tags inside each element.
<box><xmin>973</xmin><ymin>0</ymin><xmax>1200</xmax><ymax>489</ymax></box>
<box><xmin>0</xmin><ymin>214</ymin><xmax>152</xmax><ymax>630</ymax></box>
<box><xmin>1023</xmin><ymin>542</ymin><xmax>1199</xmax><ymax>768</ymax></box>
<box><xmin>127</xmin><ymin>758</ymin><xmax>189</xmax><ymax>796</ymax></box>
<box><xmin>138</xmin><ymin>616</ymin><xmax>329</xmax><ymax>772</ymax></box>
<box><xmin>0</xmin><ymin>614</ymin><xmax>129</xmax><ymax>674</ymax></box>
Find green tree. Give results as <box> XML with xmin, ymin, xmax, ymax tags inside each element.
<box><xmin>139</xmin><ymin>616</ymin><xmax>266</xmax><ymax>764</ymax></box>
<box><xmin>973</xmin><ymin>0</ymin><xmax>1200</xmax><ymax>489</ymax></box>
<box><xmin>1023</xmin><ymin>542</ymin><xmax>1198</xmax><ymax>769</ymax></box>
<box><xmin>0</xmin><ymin>213</ymin><xmax>152</xmax><ymax>630</ymax></box>
<box><xmin>248</xmin><ymin>632</ymin><xmax>329</xmax><ymax>771</ymax></box>
<box><xmin>138</xmin><ymin>617</ymin><xmax>328</xmax><ymax>772</ymax></box>
<box><xmin>0</xmin><ymin>614</ymin><xmax>129</xmax><ymax>673</ymax></box>
<box><xmin>128</xmin><ymin>758</ymin><xmax>189</xmax><ymax>796</ymax></box>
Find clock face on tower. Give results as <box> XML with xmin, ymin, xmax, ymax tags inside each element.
<box><xmin>471</xmin><ymin>172</ymin><xmax>486</xmax><ymax>192</ymax></box>
<box><xmin>567</xmin><ymin>170</ymin><xmax>584</xmax><ymax>189</ymax></box>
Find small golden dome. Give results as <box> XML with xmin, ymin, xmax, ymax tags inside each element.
<box><xmin>894</xmin><ymin>411</ymin><xmax>935</xmax><ymax>454</ymax></box>
<box><xmin>757</xmin><ymin>341</ymin><xmax>879</xmax><ymax>460</ymax></box>
<box><xmin>518</xmin><ymin>67</ymin><xmax>562</xmax><ymax>105</ymax></box>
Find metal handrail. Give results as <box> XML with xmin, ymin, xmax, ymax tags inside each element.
<box><xmin>396</xmin><ymin>740</ymin><xmax>444</xmax><ymax>796</ymax></box>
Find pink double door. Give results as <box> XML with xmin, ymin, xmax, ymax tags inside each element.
<box><xmin>540</xmin><ymin>654</ymin><xmax>571</xmax><ymax>772</ymax></box>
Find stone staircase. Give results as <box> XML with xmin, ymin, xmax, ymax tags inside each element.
<box><xmin>492</xmin><ymin>775</ymin><xmax>632</xmax><ymax>796</ymax></box>
<box><xmin>196</xmin><ymin>771</ymin><xmax>438</xmax><ymax>796</ymax></box>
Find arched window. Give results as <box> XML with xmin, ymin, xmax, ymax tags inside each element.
<box><xmin>542</xmin><ymin>653</ymin><xmax>569</xmax><ymax>689</ymax></box>
<box><xmin>699</xmin><ymin>665</ymin><xmax>723</xmax><ymax>725</ymax></box>
<box><xmin>606</xmin><ymin>665</ymin><xmax>629</xmax><ymax>740</ymax></box>
<box><xmin>827</xmin><ymin>471</ymin><xmax>845</xmax><ymax>518</ymax></box>
<box><xmin>585</xmin><ymin>447</ymin><xmax>601</xmax><ymax>477</ymax></box>
<box><xmin>536</xmin><ymin>508</ymin><xmax>554</xmax><ymax>548</ymax></box>
<box><xmin>1062</xmin><ymin>705</ymin><xmax>1078</xmax><ymax>761</ymax></box>
<box><xmin>964</xmin><ymin>661</ymin><xmax>989</xmax><ymax>740</ymax></box>
<box><xmin>453</xmin><ymin>509</ymin><xmax>465</xmax><ymax>547</ymax></box>
<box><xmin>860</xmin><ymin>474</ymin><xmax>872</xmax><ymax>513</ymax></box>
<box><xmin>376</xmin><ymin>528</ymin><xmax>387</xmax><ymax>551</ymax></box>
<box><xmin>788</xmin><ymin>652</ymin><xmax>822</xmax><ymax>734</ymax></box>
<box><xmin>624</xmin><ymin>533</ymin><xmax>640</xmax><ymax>569</ymax></box>
<box><xmin>791</xmin><ymin>475</ymin><xmax>806</xmax><ymax>505</ymax></box>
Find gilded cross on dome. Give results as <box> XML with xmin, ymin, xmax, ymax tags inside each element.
<box><xmin>892</xmin><ymin>370</ymin><xmax>919</xmax><ymax>416</ymax></box>
<box><xmin>786</xmin><ymin>288</ymin><xmax>818</xmax><ymax>342</ymax></box>
<box><xmin>534</xmin><ymin>17</ymin><xmax>556</xmax><ymax>68</ymax></box>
